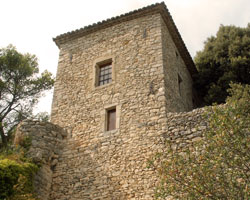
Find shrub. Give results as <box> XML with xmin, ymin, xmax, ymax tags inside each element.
<box><xmin>0</xmin><ymin>149</ymin><xmax>38</xmax><ymax>199</ymax></box>
<box><xmin>151</xmin><ymin>84</ymin><xmax>250</xmax><ymax>199</ymax></box>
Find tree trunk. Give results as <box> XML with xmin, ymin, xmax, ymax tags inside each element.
<box><xmin>0</xmin><ymin>122</ymin><xmax>7</xmax><ymax>147</ymax></box>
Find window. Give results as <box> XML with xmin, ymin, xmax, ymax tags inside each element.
<box><xmin>178</xmin><ymin>74</ymin><xmax>183</xmax><ymax>96</ymax></box>
<box><xmin>93</xmin><ymin>57</ymin><xmax>114</xmax><ymax>88</ymax></box>
<box><xmin>175</xmin><ymin>51</ymin><xmax>179</xmax><ymax>58</ymax></box>
<box><xmin>102</xmin><ymin>104</ymin><xmax>121</xmax><ymax>133</ymax></box>
<box><xmin>107</xmin><ymin>108</ymin><xmax>116</xmax><ymax>131</ymax></box>
<box><xmin>100</xmin><ymin>103</ymin><xmax>121</xmax><ymax>134</ymax></box>
<box><xmin>98</xmin><ymin>62</ymin><xmax>112</xmax><ymax>86</ymax></box>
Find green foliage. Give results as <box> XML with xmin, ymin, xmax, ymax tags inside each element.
<box><xmin>0</xmin><ymin>45</ymin><xmax>54</xmax><ymax>146</ymax></box>
<box><xmin>0</xmin><ymin>147</ymin><xmax>39</xmax><ymax>200</ymax></box>
<box><xmin>151</xmin><ymin>84</ymin><xmax>250</xmax><ymax>199</ymax></box>
<box><xmin>194</xmin><ymin>24</ymin><xmax>250</xmax><ymax>105</ymax></box>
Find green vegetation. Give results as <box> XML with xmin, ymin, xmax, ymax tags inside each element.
<box><xmin>194</xmin><ymin>24</ymin><xmax>250</xmax><ymax>105</ymax></box>
<box><xmin>0</xmin><ymin>146</ymin><xmax>39</xmax><ymax>200</ymax></box>
<box><xmin>0</xmin><ymin>45</ymin><xmax>54</xmax><ymax>147</ymax></box>
<box><xmin>0</xmin><ymin>44</ymin><xmax>51</xmax><ymax>199</ymax></box>
<box><xmin>151</xmin><ymin>84</ymin><xmax>250</xmax><ymax>199</ymax></box>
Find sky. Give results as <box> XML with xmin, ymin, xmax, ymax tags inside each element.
<box><xmin>1</xmin><ymin>0</ymin><xmax>249</xmax><ymax>114</ymax></box>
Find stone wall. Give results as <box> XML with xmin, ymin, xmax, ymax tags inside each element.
<box><xmin>15</xmin><ymin>107</ymin><xmax>209</xmax><ymax>199</ymax></box>
<box><xmin>14</xmin><ymin>107</ymin><xmax>209</xmax><ymax>199</ymax></box>
<box><xmin>161</xmin><ymin>17</ymin><xmax>193</xmax><ymax>112</ymax></box>
<box><xmin>38</xmin><ymin>3</ymin><xmax>201</xmax><ymax>199</ymax></box>
<box><xmin>49</xmin><ymin>13</ymin><xmax>165</xmax><ymax>199</ymax></box>
<box><xmin>165</xmin><ymin>107</ymin><xmax>208</xmax><ymax>148</ymax></box>
<box><xmin>14</xmin><ymin>120</ymin><xmax>67</xmax><ymax>200</ymax></box>
<box><xmin>51</xmin><ymin>13</ymin><xmax>167</xmax><ymax>127</ymax></box>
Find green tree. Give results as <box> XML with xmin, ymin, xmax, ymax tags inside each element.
<box><xmin>151</xmin><ymin>84</ymin><xmax>250</xmax><ymax>199</ymax></box>
<box><xmin>194</xmin><ymin>24</ymin><xmax>250</xmax><ymax>105</ymax></box>
<box><xmin>0</xmin><ymin>45</ymin><xmax>54</xmax><ymax>147</ymax></box>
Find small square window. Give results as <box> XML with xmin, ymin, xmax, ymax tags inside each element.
<box><xmin>98</xmin><ymin>62</ymin><xmax>112</xmax><ymax>86</ymax></box>
<box><xmin>93</xmin><ymin>57</ymin><xmax>114</xmax><ymax>89</ymax></box>
<box><xmin>107</xmin><ymin>108</ymin><xmax>116</xmax><ymax>131</ymax></box>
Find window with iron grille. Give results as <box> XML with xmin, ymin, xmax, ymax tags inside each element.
<box><xmin>98</xmin><ymin>63</ymin><xmax>112</xmax><ymax>86</ymax></box>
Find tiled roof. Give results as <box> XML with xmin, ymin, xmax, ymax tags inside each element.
<box><xmin>53</xmin><ymin>2</ymin><xmax>197</xmax><ymax>76</ymax></box>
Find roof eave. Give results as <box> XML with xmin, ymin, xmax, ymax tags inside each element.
<box><xmin>53</xmin><ymin>2</ymin><xmax>198</xmax><ymax>77</ymax></box>
<box><xmin>53</xmin><ymin>3</ymin><xmax>164</xmax><ymax>48</ymax></box>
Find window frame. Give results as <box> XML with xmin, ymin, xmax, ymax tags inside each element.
<box><xmin>106</xmin><ymin>108</ymin><xmax>116</xmax><ymax>131</ymax></box>
<box><xmin>101</xmin><ymin>104</ymin><xmax>121</xmax><ymax>133</ymax></box>
<box><xmin>93</xmin><ymin>57</ymin><xmax>114</xmax><ymax>88</ymax></box>
<box><xmin>98</xmin><ymin>62</ymin><xmax>112</xmax><ymax>86</ymax></box>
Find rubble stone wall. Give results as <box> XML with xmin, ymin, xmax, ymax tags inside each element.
<box><xmin>50</xmin><ymin>108</ymin><xmax>209</xmax><ymax>200</ymax></box>
<box><xmin>15</xmin><ymin>107</ymin><xmax>209</xmax><ymax>199</ymax></box>
<box><xmin>46</xmin><ymin>11</ymin><xmax>200</xmax><ymax>200</ymax></box>
<box><xmin>50</xmin><ymin>13</ymin><xmax>168</xmax><ymax>199</ymax></box>
<box><xmin>161</xmin><ymin>17</ymin><xmax>193</xmax><ymax>112</ymax></box>
<box><xmin>14</xmin><ymin>120</ymin><xmax>67</xmax><ymax>200</ymax></box>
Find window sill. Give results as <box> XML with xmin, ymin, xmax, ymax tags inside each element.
<box><xmin>93</xmin><ymin>81</ymin><xmax>115</xmax><ymax>91</ymax></box>
<box><xmin>101</xmin><ymin>129</ymin><xmax>120</xmax><ymax>136</ymax></box>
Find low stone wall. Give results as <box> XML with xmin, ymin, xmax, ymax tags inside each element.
<box><xmin>14</xmin><ymin>120</ymin><xmax>67</xmax><ymax>200</ymax></box>
<box><xmin>165</xmin><ymin>107</ymin><xmax>208</xmax><ymax>149</ymax></box>
<box><xmin>14</xmin><ymin>107</ymin><xmax>210</xmax><ymax>199</ymax></box>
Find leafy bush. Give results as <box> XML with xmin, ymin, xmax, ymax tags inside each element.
<box><xmin>151</xmin><ymin>84</ymin><xmax>250</xmax><ymax>199</ymax></box>
<box><xmin>0</xmin><ymin>148</ymin><xmax>38</xmax><ymax>200</ymax></box>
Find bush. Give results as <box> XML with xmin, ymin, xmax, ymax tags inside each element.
<box><xmin>151</xmin><ymin>84</ymin><xmax>250</xmax><ymax>199</ymax></box>
<box><xmin>0</xmin><ymin>148</ymin><xmax>38</xmax><ymax>200</ymax></box>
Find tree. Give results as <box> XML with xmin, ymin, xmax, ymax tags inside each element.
<box><xmin>194</xmin><ymin>24</ymin><xmax>250</xmax><ymax>105</ymax></box>
<box><xmin>151</xmin><ymin>84</ymin><xmax>250</xmax><ymax>199</ymax></box>
<box><xmin>0</xmin><ymin>45</ymin><xmax>54</xmax><ymax>147</ymax></box>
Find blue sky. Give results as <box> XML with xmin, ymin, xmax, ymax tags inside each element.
<box><xmin>1</xmin><ymin>0</ymin><xmax>249</xmax><ymax>114</ymax></box>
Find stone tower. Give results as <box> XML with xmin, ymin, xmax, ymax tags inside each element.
<box><xmin>50</xmin><ymin>2</ymin><xmax>198</xmax><ymax>199</ymax></box>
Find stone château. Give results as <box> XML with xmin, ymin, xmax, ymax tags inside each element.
<box><xmin>15</xmin><ymin>2</ymin><xmax>208</xmax><ymax>199</ymax></box>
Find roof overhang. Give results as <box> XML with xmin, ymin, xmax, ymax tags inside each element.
<box><xmin>53</xmin><ymin>2</ymin><xmax>198</xmax><ymax>77</ymax></box>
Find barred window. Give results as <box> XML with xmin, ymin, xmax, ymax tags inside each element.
<box><xmin>98</xmin><ymin>63</ymin><xmax>112</xmax><ymax>86</ymax></box>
